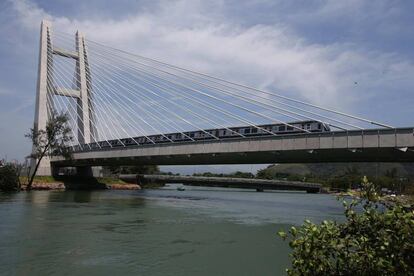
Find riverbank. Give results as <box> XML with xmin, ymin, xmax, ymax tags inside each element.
<box><xmin>19</xmin><ymin>176</ymin><xmax>140</xmax><ymax>191</ymax></box>
<box><xmin>332</xmin><ymin>189</ymin><xmax>414</xmax><ymax>205</ymax></box>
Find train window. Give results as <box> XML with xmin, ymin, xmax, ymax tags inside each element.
<box><xmin>279</xmin><ymin>125</ymin><xmax>286</xmax><ymax>131</ymax></box>
<box><xmin>287</xmin><ymin>126</ymin><xmax>293</xmax><ymax>131</ymax></box>
<box><xmin>190</xmin><ymin>133</ymin><xmax>194</xmax><ymax>138</ymax></box>
<box><xmin>245</xmin><ymin>128</ymin><xmax>251</xmax><ymax>134</ymax></box>
<box><xmin>318</xmin><ymin>123</ymin><xmax>322</xmax><ymax>129</ymax></box>
<box><xmin>251</xmin><ymin>128</ymin><xmax>257</xmax><ymax>133</ymax></box>
<box><xmin>306</xmin><ymin>123</ymin><xmax>311</xmax><ymax>130</ymax></box>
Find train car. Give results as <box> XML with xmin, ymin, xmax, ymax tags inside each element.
<box><xmin>75</xmin><ymin>120</ymin><xmax>331</xmax><ymax>151</ymax></box>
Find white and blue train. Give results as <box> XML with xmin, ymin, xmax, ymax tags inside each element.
<box><xmin>74</xmin><ymin>120</ymin><xmax>330</xmax><ymax>151</ymax></box>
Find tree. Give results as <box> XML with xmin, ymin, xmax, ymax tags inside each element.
<box><xmin>278</xmin><ymin>176</ymin><xmax>414</xmax><ymax>275</ymax></box>
<box><xmin>0</xmin><ymin>164</ymin><xmax>20</xmax><ymax>192</ymax></box>
<box><xmin>26</xmin><ymin>112</ymin><xmax>73</xmax><ymax>190</ymax></box>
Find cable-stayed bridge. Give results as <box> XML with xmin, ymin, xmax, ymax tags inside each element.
<box><xmin>31</xmin><ymin>20</ymin><xmax>414</xmax><ymax>176</ymax></box>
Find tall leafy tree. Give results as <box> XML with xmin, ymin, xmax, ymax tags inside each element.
<box><xmin>0</xmin><ymin>164</ymin><xmax>21</xmax><ymax>192</ymax></box>
<box><xmin>26</xmin><ymin>112</ymin><xmax>73</xmax><ymax>190</ymax></box>
<box><xmin>278</xmin><ymin>177</ymin><xmax>414</xmax><ymax>275</ymax></box>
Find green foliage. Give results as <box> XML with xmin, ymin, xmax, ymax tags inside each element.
<box><xmin>257</xmin><ymin>163</ymin><xmax>414</xmax><ymax>193</ymax></box>
<box><xmin>103</xmin><ymin>165</ymin><xmax>160</xmax><ymax>176</ymax></box>
<box><xmin>193</xmin><ymin>171</ymin><xmax>255</xmax><ymax>178</ymax></box>
<box><xmin>27</xmin><ymin>113</ymin><xmax>73</xmax><ymax>160</ymax></box>
<box><xmin>94</xmin><ymin>177</ymin><xmax>126</xmax><ymax>185</ymax></box>
<box><xmin>256</xmin><ymin>165</ymin><xmax>276</xmax><ymax>179</ymax></box>
<box><xmin>26</xmin><ymin>112</ymin><xmax>73</xmax><ymax>189</ymax></box>
<box><xmin>0</xmin><ymin>164</ymin><xmax>20</xmax><ymax>192</ymax></box>
<box><xmin>278</xmin><ymin>177</ymin><xmax>414</xmax><ymax>275</ymax></box>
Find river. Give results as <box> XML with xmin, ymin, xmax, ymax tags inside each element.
<box><xmin>0</xmin><ymin>185</ymin><xmax>344</xmax><ymax>275</ymax></box>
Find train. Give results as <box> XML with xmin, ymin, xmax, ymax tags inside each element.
<box><xmin>74</xmin><ymin>120</ymin><xmax>330</xmax><ymax>151</ymax></box>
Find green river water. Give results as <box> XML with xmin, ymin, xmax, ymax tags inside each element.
<box><xmin>0</xmin><ymin>185</ymin><xmax>344</xmax><ymax>276</ymax></box>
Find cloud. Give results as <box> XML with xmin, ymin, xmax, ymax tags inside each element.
<box><xmin>0</xmin><ymin>87</ymin><xmax>11</xmax><ymax>95</ymax></box>
<box><xmin>9</xmin><ymin>0</ymin><xmax>414</xmax><ymax>113</ymax></box>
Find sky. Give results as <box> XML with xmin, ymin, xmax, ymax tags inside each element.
<box><xmin>0</xmin><ymin>0</ymin><xmax>413</xmax><ymax>173</ymax></box>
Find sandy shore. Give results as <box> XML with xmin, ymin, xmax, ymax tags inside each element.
<box><xmin>21</xmin><ymin>182</ymin><xmax>141</xmax><ymax>191</ymax></box>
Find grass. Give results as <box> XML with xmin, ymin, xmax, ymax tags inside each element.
<box><xmin>95</xmin><ymin>177</ymin><xmax>127</xmax><ymax>185</ymax></box>
<box><xmin>19</xmin><ymin>175</ymin><xmax>63</xmax><ymax>185</ymax></box>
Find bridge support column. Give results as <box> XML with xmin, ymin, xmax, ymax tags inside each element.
<box><xmin>75</xmin><ymin>166</ymin><xmax>102</xmax><ymax>177</ymax></box>
<box><xmin>51</xmin><ymin>164</ymin><xmax>60</xmax><ymax>178</ymax></box>
<box><xmin>75</xmin><ymin>31</ymin><xmax>95</xmax><ymax>144</ymax></box>
<box><xmin>30</xmin><ymin>20</ymin><xmax>53</xmax><ymax>176</ymax></box>
<box><xmin>76</xmin><ymin>166</ymin><xmax>93</xmax><ymax>177</ymax></box>
<box><xmin>30</xmin><ymin>20</ymin><xmax>96</xmax><ymax>176</ymax></box>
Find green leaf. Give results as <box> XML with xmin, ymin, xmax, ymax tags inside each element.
<box><xmin>277</xmin><ymin>231</ymin><xmax>287</xmax><ymax>239</ymax></box>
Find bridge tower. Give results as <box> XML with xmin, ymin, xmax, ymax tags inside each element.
<box><xmin>31</xmin><ymin>20</ymin><xmax>96</xmax><ymax>175</ymax></box>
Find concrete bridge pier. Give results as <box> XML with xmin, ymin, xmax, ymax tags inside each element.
<box><xmin>75</xmin><ymin>166</ymin><xmax>94</xmax><ymax>177</ymax></box>
<box><xmin>75</xmin><ymin>166</ymin><xmax>102</xmax><ymax>177</ymax></box>
<box><xmin>51</xmin><ymin>164</ymin><xmax>60</xmax><ymax>178</ymax></box>
<box><xmin>49</xmin><ymin>165</ymin><xmax>102</xmax><ymax>177</ymax></box>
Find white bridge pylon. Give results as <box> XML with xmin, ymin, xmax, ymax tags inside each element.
<box><xmin>32</xmin><ymin>20</ymin><xmax>96</xmax><ymax>175</ymax></box>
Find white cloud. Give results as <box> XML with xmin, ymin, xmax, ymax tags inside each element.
<box><xmin>9</xmin><ymin>0</ymin><xmax>414</xmax><ymax>114</ymax></box>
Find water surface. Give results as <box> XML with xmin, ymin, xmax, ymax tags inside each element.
<box><xmin>0</xmin><ymin>185</ymin><xmax>343</xmax><ymax>275</ymax></box>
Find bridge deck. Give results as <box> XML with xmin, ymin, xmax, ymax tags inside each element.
<box><xmin>52</xmin><ymin>128</ymin><xmax>414</xmax><ymax>167</ymax></box>
<box><xmin>121</xmin><ymin>174</ymin><xmax>321</xmax><ymax>193</ymax></box>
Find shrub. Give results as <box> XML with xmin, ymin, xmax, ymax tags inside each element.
<box><xmin>0</xmin><ymin>164</ymin><xmax>20</xmax><ymax>192</ymax></box>
<box><xmin>278</xmin><ymin>176</ymin><xmax>414</xmax><ymax>275</ymax></box>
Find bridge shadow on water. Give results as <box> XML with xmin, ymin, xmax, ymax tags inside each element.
<box><xmin>55</xmin><ymin>176</ymin><xmax>108</xmax><ymax>191</ymax></box>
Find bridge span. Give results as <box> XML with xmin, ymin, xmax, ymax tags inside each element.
<box><xmin>120</xmin><ymin>174</ymin><xmax>321</xmax><ymax>193</ymax></box>
<box><xmin>52</xmin><ymin>128</ymin><xmax>414</xmax><ymax>169</ymax></box>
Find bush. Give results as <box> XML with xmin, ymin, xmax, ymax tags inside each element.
<box><xmin>278</xmin><ymin>176</ymin><xmax>414</xmax><ymax>275</ymax></box>
<box><xmin>0</xmin><ymin>164</ymin><xmax>20</xmax><ymax>192</ymax></box>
